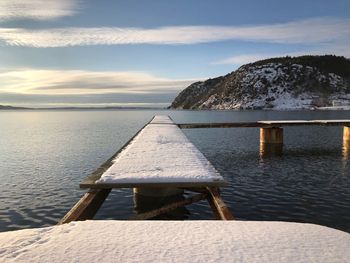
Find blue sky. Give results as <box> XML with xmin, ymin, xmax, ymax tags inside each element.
<box><xmin>0</xmin><ymin>0</ymin><xmax>349</xmax><ymax>107</ymax></box>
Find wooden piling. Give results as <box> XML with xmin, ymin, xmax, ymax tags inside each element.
<box><xmin>260</xmin><ymin>127</ymin><xmax>283</xmax><ymax>144</ymax></box>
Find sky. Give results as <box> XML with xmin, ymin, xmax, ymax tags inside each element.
<box><xmin>0</xmin><ymin>0</ymin><xmax>349</xmax><ymax>108</ymax></box>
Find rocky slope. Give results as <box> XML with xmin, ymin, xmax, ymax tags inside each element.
<box><xmin>171</xmin><ymin>55</ymin><xmax>350</xmax><ymax>110</ymax></box>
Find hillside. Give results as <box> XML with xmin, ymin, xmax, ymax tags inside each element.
<box><xmin>170</xmin><ymin>55</ymin><xmax>350</xmax><ymax>110</ymax></box>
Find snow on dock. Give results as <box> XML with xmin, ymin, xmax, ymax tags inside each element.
<box><xmin>81</xmin><ymin>115</ymin><xmax>225</xmax><ymax>188</ymax></box>
<box><xmin>258</xmin><ymin>119</ymin><xmax>350</xmax><ymax>125</ymax></box>
<box><xmin>1</xmin><ymin>220</ymin><xmax>349</xmax><ymax>263</ymax></box>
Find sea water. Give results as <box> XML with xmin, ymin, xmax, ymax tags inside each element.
<box><xmin>0</xmin><ymin>109</ymin><xmax>349</xmax><ymax>232</ymax></box>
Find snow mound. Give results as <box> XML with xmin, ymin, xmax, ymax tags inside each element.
<box><xmin>0</xmin><ymin>220</ymin><xmax>349</xmax><ymax>263</ymax></box>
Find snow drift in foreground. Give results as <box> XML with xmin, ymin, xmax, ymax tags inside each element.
<box><xmin>0</xmin><ymin>220</ymin><xmax>349</xmax><ymax>263</ymax></box>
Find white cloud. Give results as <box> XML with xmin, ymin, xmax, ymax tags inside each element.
<box><xmin>0</xmin><ymin>68</ymin><xmax>197</xmax><ymax>95</ymax></box>
<box><xmin>0</xmin><ymin>0</ymin><xmax>80</xmax><ymax>21</ymax></box>
<box><xmin>0</xmin><ymin>17</ymin><xmax>349</xmax><ymax>47</ymax></box>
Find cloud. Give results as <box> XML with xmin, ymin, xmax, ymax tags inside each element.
<box><xmin>0</xmin><ymin>68</ymin><xmax>197</xmax><ymax>95</ymax></box>
<box><xmin>0</xmin><ymin>17</ymin><xmax>349</xmax><ymax>47</ymax></box>
<box><xmin>0</xmin><ymin>0</ymin><xmax>80</xmax><ymax>21</ymax></box>
<box><xmin>0</xmin><ymin>91</ymin><xmax>173</xmax><ymax>108</ymax></box>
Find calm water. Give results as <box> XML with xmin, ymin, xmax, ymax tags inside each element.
<box><xmin>0</xmin><ymin>109</ymin><xmax>349</xmax><ymax>232</ymax></box>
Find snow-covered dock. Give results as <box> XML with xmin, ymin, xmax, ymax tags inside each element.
<box><xmin>80</xmin><ymin>115</ymin><xmax>225</xmax><ymax>188</ymax></box>
<box><xmin>1</xmin><ymin>220</ymin><xmax>349</xmax><ymax>263</ymax></box>
<box><xmin>60</xmin><ymin>116</ymin><xmax>231</xmax><ymax>224</ymax></box>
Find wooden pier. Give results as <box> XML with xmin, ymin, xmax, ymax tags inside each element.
<box><xmin>59</xmin><ymin>116</ymin><xmax>349</xmax><ymax>224</ymax></box>
<box><xmin>60</xmin><ymin>115</ymin><xmax>233</xmax><ymax>224</ymax></box>
<box><xmin>179</xmin><ymin>119</ymin><xmax>350</xmax><ymax>156</ymax></box>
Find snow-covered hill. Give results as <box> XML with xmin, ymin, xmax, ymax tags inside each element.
<box><xmin>171</xmin><ymin>55</ymin><xmax>350</xmax><ymax>110</ymax></box>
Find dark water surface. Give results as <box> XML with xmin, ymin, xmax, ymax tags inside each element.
<box><xmin>0</xmin><ymin>110</ymin><xmax>349</xmax><ymax>232</ymax></box>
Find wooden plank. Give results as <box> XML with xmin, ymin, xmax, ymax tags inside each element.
<box><xmin>206</xmin><ymin>187</ymin><xmax>234</xmax><ymax>220</ymax></box>
<box><xmin>130</xmin><ymin>193</ymin><xmax>207</xmax><ymax>220</ymax></box>
<box><xmin>178</xmin><ymin>120</ymin><xmax>350</xmax><ymax>129</ymax></box>
<box><xmin>58</xmin><ymin>189</ymin><xmax>111</xmax><ymax>224</ymax></box>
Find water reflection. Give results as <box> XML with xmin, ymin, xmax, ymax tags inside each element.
<box><xmin>343</xmin><ymin>139</ymin><xmax>350</xmax><ymax>159</ymax></box>
<box><xmin>259</xmin><ymin>142</ymin><xmax>283</xmax><ymax>158</ymax></box>
<box><xmin>342</xmin><ymin>138</ymin><xmax>350</xmax><ymax>177</ymax></box>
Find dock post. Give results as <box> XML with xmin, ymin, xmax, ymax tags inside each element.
<box><xmin>259</xmin><ymin>127</ymin><xmax>283</xmax><ymax>156</ymax></box>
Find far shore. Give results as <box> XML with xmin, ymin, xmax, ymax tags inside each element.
<box><xmin>1</xmin><ymin>105</ymin><xmax>350</xmax><ymax>111</ymax></box>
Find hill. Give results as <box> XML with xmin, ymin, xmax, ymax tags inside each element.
<box><xmin>170</xmin><ymin>55</ymin><xmax>350</xmax><ymax>110</ymax></box>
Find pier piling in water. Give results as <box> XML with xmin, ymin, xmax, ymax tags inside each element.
<box><xmin>259</xmin><ymin>127</ymin><xmax>283</xmax><ymax>156</ymax></box>
<box><xmin>260</xmin><ymin>127</ymin><xmax>283</xmax><ymax>144</ymax></box>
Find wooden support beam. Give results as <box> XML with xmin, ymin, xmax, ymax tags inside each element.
<box><xmin>134</xmin><ymin>187</ymin><xmax>183</xmax><ymax>197</ymax></box>
<box><xmin>130</xmin><ymin>193</ymin><xmax>207</xmax><ymax>220</ymax></box>
<box><xmin>206</xmin><ymin>187</ymin><xmax>234</xmax><ymax>220</ymax></box>
<box><xmin>58</xmin><ymin>189</ymin><xmax>111</xmax><ymax>225</ymax></box>
<box><xmin>206</xmin><ymin>195</ymin><xmax>221</xmax><ymax>220</ymax></box>
<box><xmin>181</xmin><ymin>187</ymin><xmax>208</xmax><ymax>194</ymax></box>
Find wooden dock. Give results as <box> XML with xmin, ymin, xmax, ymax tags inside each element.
<box><xmin>59</xmin><ymin>116</ymin><xmax>350</xmax><ymax>224</ymax></box>
<box><xmin>179</xmin><ymin>119</ymin><xmax>350</xmax><ymax>152</ymax></box>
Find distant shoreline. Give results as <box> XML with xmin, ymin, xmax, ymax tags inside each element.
<box><xmin>0</xmin><ymin>105</ymin><xmax>167</xmax><ymax>111</ymax></box>
<box><xmin>1</xmin><ymin>105</ymin><xmax>350</xmax><ymax>111</ymax></box>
